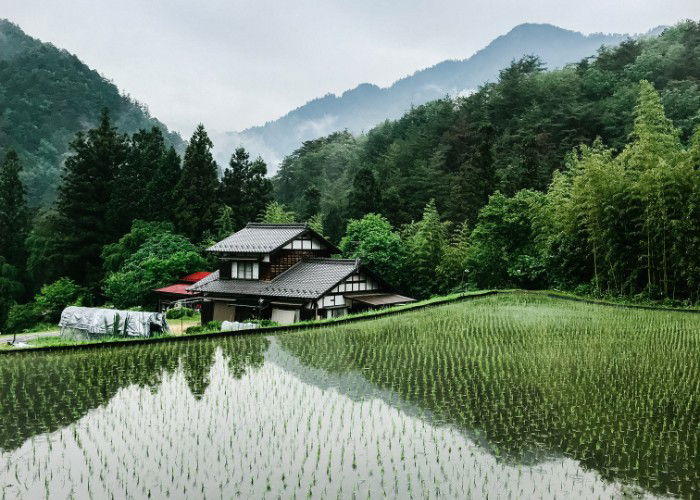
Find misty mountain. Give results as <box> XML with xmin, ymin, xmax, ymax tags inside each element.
<box><xmin>220</xmin><ymin>23</ymin><xmax>662</xmax><ymax>171</ymax></box>
<box><xmin>0</xmin><ymin>19</ymin><xmax>184</xmax><ymax>206</ymax></box>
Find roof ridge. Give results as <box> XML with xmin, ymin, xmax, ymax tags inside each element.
<box><xmin>245</xmin><ymin>222</ymin><xmax>308</xmax><ymax>229</ymax></box>
<box><xmin>305</xmin><ymin>257</ymin><xmax>358</xmax><ymax>265</ymax></box>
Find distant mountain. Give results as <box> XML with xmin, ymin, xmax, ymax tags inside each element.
<box><xmin>219</xmin><ymin>23</ymin><xmax>662</xmax><ymax>171</ymax></box>
<box><xmin>0</xmin><ymin>20</ymin><xmax>184</xmax><ymax>206</ymax></box>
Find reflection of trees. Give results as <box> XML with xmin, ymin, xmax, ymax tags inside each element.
<box><xmin>278</xmin><ymin>301</ymin><xmax>700</xmax><ymax>498</ymax></box>
<box><xmin>180</xmin><ymin>336</ymin><xmax>269</xmax><ymax>398</ymax></box>
<box><xmin>0</xmin><ymin>335</ymin><xmax>269</xmax><ymax>451</ymax></box>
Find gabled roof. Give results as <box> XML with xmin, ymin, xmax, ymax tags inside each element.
<box><xmin>265</xmin><ymin>258</ymin><xmax>359</xmax><ymax>299</ymax></box>
<box><xmin>208</xmin><ymin>223</ymin><xmax>336</xmax><ymax>254</ymax></box>
<box><xmin>188</xmin><ymin>258</ymin><xmax>359</xmax><ymax>300</ymax></box>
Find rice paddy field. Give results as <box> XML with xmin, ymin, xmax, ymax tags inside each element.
<box><xmin>0</xmin><ymin>293</ymin><xmax>698</xmax><ymax>499</ymax></box>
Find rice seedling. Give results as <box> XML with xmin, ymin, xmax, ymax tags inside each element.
<box><xmin>0</xmin><ymin>293</ymin><xmax>696</xmax><ymax>498</ymax></box>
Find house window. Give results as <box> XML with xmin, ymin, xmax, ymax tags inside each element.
<box><xmin>232</xmin><ymin>261</ymin><xmax>259</xmax><ymax>279</ymax></box>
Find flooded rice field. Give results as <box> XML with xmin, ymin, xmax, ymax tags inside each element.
<box><xmin>1</xmin><ymin>295</ymin><xmax>698</xmax><ymax>498</ymax></box>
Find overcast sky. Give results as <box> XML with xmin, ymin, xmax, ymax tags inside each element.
<box><xmin>4</xmin><ymin>1</ymin><xmax>699</xmax><ymax>136</ymax></box>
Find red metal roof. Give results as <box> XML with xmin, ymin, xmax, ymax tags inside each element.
<box><xmin>153</xmin><ymin>284</ymin><xmax>198</xmax><ymax>296</ymax></box>
<box><xmin>180</xmin><ymin>272</ymin><xmax>211</xmax><ymax>283</ymax></box>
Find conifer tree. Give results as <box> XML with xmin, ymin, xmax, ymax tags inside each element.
<box><xmin>301</xmin><ymin>186</ymin><xmax>321</xmax><ymax>221</ymax></box>
<box><xmin>0</xmin><ymin>149</ymin><xmax>28</xmax><ymax>269</ymax></box>
<box><xmin>174</xmin><ymin>125</ymin><xmax>220</xmax><ymax>241</ymax></box>
<box><xmin>108</xmin><ymin>127</ymin><xmax>167</xmax><ymax>235</ymax></box>
<box><xmin>246</xmin><ymin>157</ymin><xmax>273</xmax><ymax>221</ymax></box>
<box><xmin>219</xmin><ymin>147</ymin><xmax>272</xmax><ymax>228</ymax></box>
<box><xmin>347</xmin><ymin>167</ymin><xmax>381</xmax><ymax>219</ymax></box>
<box><xmin>55</xmin><ymin>109</ymin><xmax>128</xmax><ymax>287</ymax></box>
<box><xmin>146</xmin><ymin>146</ymin><xmax>182</xmax><ymax>222</ymax></box>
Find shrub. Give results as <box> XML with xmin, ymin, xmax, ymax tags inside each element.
<box><xmin>34</xmin><ymin>277</ymin><xmax>86</xmax><ymax>323</ymax></box>
<box><xmin>166</xmin><ymin>307</ymin><xmax>195</xmax><ymax>320</ymax></box>
<box><xmin>205</xmin><ymin>320</ymin><xmax>222</xmax><ymax>331</ymax></box>
<box><xmin>185</xmin><ymin>325</ymin><xmax>205</xmax><ymax>335</ymax></box>
<box><xmin>5</xmin><ymin>303</ymin><xmax>41</xmax><ymax>333</ymax></box>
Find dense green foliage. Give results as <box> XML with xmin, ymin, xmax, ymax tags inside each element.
<box><xmin>539</xmin><ymin>83</ymin><xmax>700</xmax><ymax>300</ymax></box>
<box><xmin>339</xmin><ymin>214</ymin><xmax>405</xmax><ymax>288</ymax></box>
<box><xmin>274</xmin><ymin>22</ymin><xmax>700</xmax><ymax>227</ymax></box>
<box><xmin>102</xmin><ymin>222</ymin><xmax>207</xmax><ymax>309</ymax></box>
<box><xmin>0</xmin><ymin>20</ymin><xmax>183</xmax><ymax>206</ymax></box>
<box><xmin>173</xmin><ymin>125</ymin><xmax>220</xmax><ymax>242</ymax></box>
<box><xmin>276</xmin><ymin>22</ymin><xmax>700</xmax><ymax>302</ymax></box>
<box><xmin>0</xmin><ymin>149</ymin><xmax>28</xmax><ymax>326</ymax></box>
<box><xmin>5</xmin><ymin>277</ymin><xmax>86</xmax><ymax>333</ymax></box>
<box><xmin>260</xmin><ymin>201</ymin><xmax>296</xmax><ymax>223</ymax></box>
<box><xmin>0</xmin><ymin>150</ymin><xmax>28</xmax><ymax>270</ymax></box>
<box><xmin>235</xmin><ymin>24</ymin><xmax>633</xmax><ymax>167</ymax></box>
<box><xmin>0</xmin><ymin>257</ymin><xmax>23</xmax><ymax>329</ymax></box>
<box><xmin>218</xmin><ymin>148</ymin><xmax>273</xmax><ymax>230</ymax></box>
<box><xmin>3</xmin><ymin>21</ymin><xmax>700</xmax><ymax>335</ymax></box>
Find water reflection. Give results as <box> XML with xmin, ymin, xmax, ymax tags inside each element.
<box><xmin>2</xmin><ymin>342</ymin><xmax>628</xmax><ymax>499</ymax></box>
<box><xmin>276</xmin><ymin>299</ymin><xmax>700</xmax><ymax>498</ymax></box>
<box><xmin>0</xmin><ymin>336</ymin><xmax>268</xmax><ymax>450</ymax></box>
<box><xmin>0</xmin><ymin>296</ymin><xmax>697</xmax><ymax>498</ymax></box>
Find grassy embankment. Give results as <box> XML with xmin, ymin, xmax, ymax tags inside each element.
<box><xmin>1</xmin><ymin>289</ymin><xmax>698</xmax><ymax>351</ymax></box>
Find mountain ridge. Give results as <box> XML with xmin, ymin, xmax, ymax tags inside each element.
<box><xmin>0</xmin><ymin>19</ymin><xmax>184</xmax><ymax>206</ymax></box>
<box><xmin>219</xmin><ymin>23</ymin><xmax>663</xmax><ymax>170</ymax></box>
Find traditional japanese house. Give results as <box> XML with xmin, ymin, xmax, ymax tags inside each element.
<box><xmin>188</xmin><ymin>223</ymin><xmax>413</xmax><ymax>325</ymax></box>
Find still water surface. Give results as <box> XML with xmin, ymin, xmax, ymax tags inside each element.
<box><xmin>1</xmin><ymin>297</ymin><xmax>697</xmax><ymax>498</ymax></box>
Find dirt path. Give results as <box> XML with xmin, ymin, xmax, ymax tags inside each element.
<box><xmin>2</xmin><ymin>330</ymin><xmax>61</xmax><ymax>345</ymax></box>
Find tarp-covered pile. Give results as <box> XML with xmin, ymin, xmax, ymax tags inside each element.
<box><xmin>59</xmin><ymin>306</ymin><xmax>170</xmax><ymax>338</ymax></box>
<box><xmin>221</xmin><ymin>321</ymin><xmax>257</xmax><ymax>332</ymax></box>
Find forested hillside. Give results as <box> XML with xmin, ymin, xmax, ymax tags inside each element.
<box><xmin>271</xmin><ymin>22</ymin><xmax>700</xmax><ymax>303</ymax></box>
<box><xmin>222</xmin><ymin>23</ymin><xmax>648</xmax><ymax>168</ymax></box>
<box><xmin>275</xmin><ymin>22</ymin><xmax>700</xmax><ymax>231</ymax></box>
<box><xmin>1</xmin><ymin>21</ymin><xmax>699</xmax><ymax>335</ymax></box>
<box><xmin>0</xmin><ymin>20</ymin><xmax>183</xmax><ymax>206</ymax></box>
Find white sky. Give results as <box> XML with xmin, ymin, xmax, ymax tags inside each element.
<box><xmin>4</xmin><ymin>1</ymin><xmax>699</xmax><ymax>136</ymax></box>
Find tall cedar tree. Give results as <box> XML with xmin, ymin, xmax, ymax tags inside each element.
<box><xmin>347</xmin><ymin>166</ymin><xmax>381</xmax><ymax>219</ymax></box>
<box><xmin>55</xmin><ymin>109</ymin><xmax>128</xmax><ymax>288</ymax></box>
<box><xmin>174</xmin><ymin>125</ymin><xmax>220</xmax><ymax>241</ymax></box>
<box><xmin>0</xmin><ymin>149</ymin><xmax>29</xmax><ymax>269</ymax></box>
<box><xmin>300</xmin><ymin>186</ymin><xmax>321</xmax><ymax>221</ymax></box>
<box><xmin>146</xmin><ymin>146</ymin><xmax>181</xmax><ymax>222</ymax></box>
<box><xmin>108</xmin><ymin>127</ymin><xmax>167</xmax><ymax>236</ymax></box>
<box><xmin>219</xmin><ymin>147</ymin><xmax>272</xmax><ymax>229</ymax></box>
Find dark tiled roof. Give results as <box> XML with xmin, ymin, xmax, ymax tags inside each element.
<box><xmin>188</xmin><ymin>258</ymin><xmax>359</xmax><ymax>300</ymax></box>
<box><xmin>265</xmin><ymin>258</ymin><xmax>358</xmax><ymax>299</ymax></box>
<box><xmin>187</xmin><ymin>270</ymin><xmax>269</xmax><ymax>296</ymax></box>
<box><xmin>207</xmin><ymin>223</ymin><xmax>309</xmax><ymax>253</ymax></box>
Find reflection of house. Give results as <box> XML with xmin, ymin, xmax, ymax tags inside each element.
<box><xmin>188</xmin><ymin>223</ymin><xmax>413</xmax><ymax>325</ymax></box>
<box><xmin>153</xmin><ymin>272</ymin><xmax>211</xmax><ymax>311</ymax></box>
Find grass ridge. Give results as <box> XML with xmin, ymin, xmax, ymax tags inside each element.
<box><xmin>3</xmin><ymin>289</ymin><xmax>698</xmax><ymax>354</ymax></box>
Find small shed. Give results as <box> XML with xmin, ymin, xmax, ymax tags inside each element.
<box><xmin>59</xmin><ymin>306</ymin><xmax>170</xmax><ymax>338</ymax></box>
<box><xmin>153</xmin><ymin>272</ymin><xmax>211</xmax><ymax>311</ymax></box>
